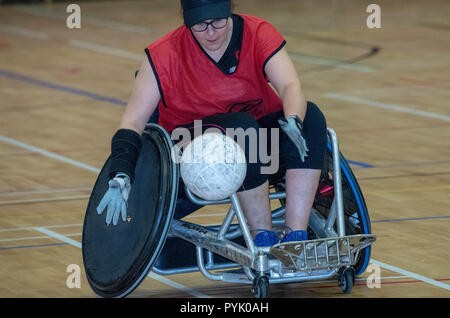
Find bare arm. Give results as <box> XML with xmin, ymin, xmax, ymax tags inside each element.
<box><xmin>119</xmin><ymin>57</ymin><xmax>161</xmax><ymax>135</ymax></box>
<box><xmin>264</xmin><ymin>47</ymin><xmax>307</xmax><ymax>121</ymax></box>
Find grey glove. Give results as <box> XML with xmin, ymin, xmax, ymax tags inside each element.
<box><xmin>96</xmin><ymin>173</ymin><xmax>131</xmax><ymax>226</ymax></box>
<box><xmin>278</xmin><ymin>115</ymin><xmax>309</xmax><ymax>162</ymax></box>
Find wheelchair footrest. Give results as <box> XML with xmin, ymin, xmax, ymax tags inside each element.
<box><xmin>269</xmin><ymin>234</ymin><xmax>376</xmax><ymax>271</ymax></box>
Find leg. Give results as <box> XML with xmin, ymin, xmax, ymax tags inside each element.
<box><xmin>236</xmin><ymin>180</ymin><xmax>272</xmax><ymax>238</ymax></box>
<box><xmin>259</xmin><ymin>101</ymin><xmax>327</xmax><ymax>240</ymax></box>
<box><xmin>285</xmin><ymin>168</ymin><xmax>321</xmax><ymax>231</ymax></box>
<box><xmin>282</xmin><ymin>102</ymin><xmax>327</xmax><ymax>237</ymax></box>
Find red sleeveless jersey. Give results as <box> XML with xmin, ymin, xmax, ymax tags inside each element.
<box><xmin>145</xmin><ymin>14</ymin><xmax>286</xmax><ymax>132</ymax></box>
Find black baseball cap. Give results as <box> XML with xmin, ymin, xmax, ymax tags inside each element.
<box><xmin>181</xmin><ymin>0</ymin><xmax>231</xmax><ymax>27</ymax></box>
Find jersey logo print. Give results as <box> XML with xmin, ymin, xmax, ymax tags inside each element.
<box><xmin>227</xmin><ymin>98</ymin><xmax>264</xmax><ymax>117</ymax></box>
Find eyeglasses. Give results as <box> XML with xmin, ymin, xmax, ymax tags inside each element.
<box><xmin>191</xmin><ymin>18</ymin><xmax>228</xmax><ymax>32</ymax></box>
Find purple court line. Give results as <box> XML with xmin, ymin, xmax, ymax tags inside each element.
<box><xmin>0</xmin><ymin>242</ymin><xmax>67</xmax><ymax>250</ymax></box>
<box><xmin>372</xmin><ymin>216</ymin><xmax>450</xmax><ymax>223</ymax></box>
<box><xmin>0</xmin><ymin>69</ymin><xmax>127</xmax><ymax>106</ymax></box>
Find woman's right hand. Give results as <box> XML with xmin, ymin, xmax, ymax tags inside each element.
<box><xmin>96</xmin><ymin>173</ymin><xmax>131</xmax><ymax>226</ymax></box>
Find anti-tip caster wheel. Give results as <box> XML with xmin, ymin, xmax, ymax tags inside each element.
<box><xmin>252</xmin><ymin>274</ymin><xmax>269</xmax><ymax>298</ymax></box>
<box><xmin>338</xmin><ymin>267</ymin><xmax>355</xmax><ymax>294</ymax></box>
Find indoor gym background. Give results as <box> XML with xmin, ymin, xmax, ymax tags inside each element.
<box><xmin>0</xmin><ymin>0</ymin><xmax>449</xmax><ymax>298</ymax></box>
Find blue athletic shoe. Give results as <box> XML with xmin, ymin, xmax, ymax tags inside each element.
<box><xmin>253</xmin><ymin>230</ymin><xmax>279</xmax><ymax>247</ymax></box>
<box><xmin>280</xmin><ymin>230</ymin><xmax>308</xmax><ymax>243</ymax></box>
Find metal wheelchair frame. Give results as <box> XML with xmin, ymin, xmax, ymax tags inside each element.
<box><xmin>152</xmin><ymin>128</ymin><xmax>376</xmax><ymax>297</ymax></box>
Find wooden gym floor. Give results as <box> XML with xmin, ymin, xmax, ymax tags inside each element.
<box><xmin>0</xmin><ymin>0</ymin><xmax>449</xmax><ymax>298</ymax></box>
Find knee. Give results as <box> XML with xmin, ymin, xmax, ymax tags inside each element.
<box><xmin>305</xmin><ymin>101</ymin><xmax>327</xmax><ymax>130</ymax></box>
<box><xmin>281</xmin><ymin>101</ymin><xmax>328</xmax><ymax>170</ymax></box>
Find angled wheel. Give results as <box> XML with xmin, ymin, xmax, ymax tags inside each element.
<box><xmin>252</xmin><ymin>275</ymin><xmax>269</xmax><ymax>298</ymax></box>
<box><xmin>82</xmin><ymin>124</ymin><xmax>178</xmax><ymax>298</ymax></box>
<box><xmin>338</xmin><ymin>267</ymin><xmax>355</xmax><ymax>294</ymax></box>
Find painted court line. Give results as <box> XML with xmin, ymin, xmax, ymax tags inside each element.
<box><xmin>147</xmin><ymin>272</ymin><xmax>211</xmax><ymax>298</ymax></box>
<box><xmin>308</xmin><ymin>277</ymin><xmax>450</xmax><ymax>290</ymax></box>
<box><xmin>0</xmin><ymin>23</ymin><xmax>49</xmax><ymax>40</ymax></box>
<box><xmin>1</xmin><ymin>21</ymin><xmax>371</xmax><ymax>75</ymax></box>
<box><xmin>325</xmin><ymin>93</ymin><xmax>450</xmax><ymax>122</ymax></box>
<box><xmin>4</xmin><ymin>228</ymin><xmax>450</xmax><ymax>292</ymax></box>
<box><xmin>32</xmin><ymin>227</ymin><xmax>210</xmax><ymax>298</ymax></box>
<box><xmin>69</xmin><ymin>39</ymin><xmax>143</xmax><ymax>61</ymax></box>
<box><xmin>0</xmin><ymin>187</ymin><xmax>92</xmax><ymax>196</ymax></box>
<box><xmin>289</xmin><ymin>52</ymin><xmax>375</xmax><ymax>73</ymax></box>
<box><xmin>372</xmin><ymin>216</ymin><xmax>450</xmax><ymax>223</ymax></box>
<box><xmin>11</xmin><ymin>228</ymin><xmax>445</xmax><ymax>293</ymax></box>
<box><xmin>2</xmin><ymin>214</ymin><xmax>449</xmax><ymax>235</ymax></box>
<box><xmin>0</xmin><ymin>232</ymin><xmax>81</xmax><ymax>243</ymax></box>
<box><xmin>2</xmin><ymin>132</ymin><xmax>448</xmax><ymax>291</ymax></box>
<box><xmin>0</xmin><ymin>69</ymin><xmax>127</xmax><ymax>107</ymax></box>
<box><xmin>0</xmin><ymin>135</ymin><xmax>101</xmax><ymax>174</ymax></box>
<box><xmin>0</xmin><ymin>23</ymin><xmax>143</xmax><ymax>63</ymax></box>
<box><xmin>0</xmin><ymin>235</ymin><xmax>57</xmax><ymax>243</ymax></box>
<box><xmin>0</xmin><ymin>224</ymin><xmax>82</xmax><ymax>233</ymax></box>
<box><xmin>1</xmin><ymin>64</ymin><xmax>447</xmax><ymax>292</ymax></box>
<box><xmin>0</xmin><ymin>195</ymin><xmax>89</xmax><ymax>206</ymax></box>
<box><xmin>0</xmin><ymin>242</ymin><xmax>67</xmax><ymax>250</ymax></box>
<box><xmin>370</xmin><ymin>259</ymin><xmax>450</xmax><ymax>291</ymax></box>
<box><xmin>346</xmin><ymin>160</ymin><xmax>374</xmax><ymax>168</ymax></box>
<box><xmin>34</xmin><ymin>227</ymin><xmax>82</xmax><ymax>249</ymax></box>
<box><xmin>14</xmin><ymin>5</ymin><xmax>150</xmax><ymax>34</ymax></box>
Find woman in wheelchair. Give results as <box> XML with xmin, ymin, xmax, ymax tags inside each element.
<box><xmin>96</xmin><ymin>0</ymin><xmax>328</xmax><ymax>248</ymax></box>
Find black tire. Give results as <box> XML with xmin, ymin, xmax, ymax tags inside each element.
<box><xmin>252</xmin><ymin>275</ymin><xmax>269</xmax><ymax>298</ymax></box>
<box><xmin>338</xmin><ymin>267</ymin><xmax>355</xmax><ymax>294</ymax></box>
<box><xmin>82</xmin><ymin>124</ymin><xmax>178</xmax><ymax>298</ymax></box>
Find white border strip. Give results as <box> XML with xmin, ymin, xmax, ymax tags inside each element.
<box><xmin>0</xmin><ymin>24</ymin><xmax>143</xmax><ymax>62</ymax></box>
<box><xmin>14</xmin><ymin>5</ymin><xmax>150</xmax><ymax>34</ymax></box>
<box><xmin>0</xmin><ymin>232</ymin><xmax>80</xmax><ymax>243</ymax></box>
<box><xmin>34</xmin><ymin>227</ymin><xmax>82</xmax><ymax>249</ymax></box>
<box><xmin>0</xmin><ymin>23</ymin><xmax>49</xmax><ymax>40</ymax></box>
<box><xmin>0</xmin><ymin>195</ymin><xmax>89</xmax><ymax>206</ymax></box>
<box><xmin>69</xmin><ymin>39</ymin><xmax>143</xmax><ymax>61</ymax></box>
<box><xmin>0</xmin><ymin>135</ymin><xmax>101</xmax><ymax>173</ymax></box>
<box><xmin>370</xmin><ymin>259</ymin><xmax>450</xmax><ymax>290</ymax></box>
<box><xmin>0</xmin><ymin>187</ymin><xmax>92</xmax><ymax>196</ymax></box>
<box><xmin>324</xmin><ymin>93</ymin><xmax>450</xmax><ymax>122</ymax></box>
<box><xmin>32</xmin><ymin>226</ymin><xmax>210</xmax><ymax>297</ymax></box>
<box><xmin>0</xmin><ymin>224</ymin><xmax>82</xmax><ymax>233</ymax></box>
<box><xmin>147</xmin><ymin>272</ymin><xmax>211</xmax><ymax>298</ymax></box>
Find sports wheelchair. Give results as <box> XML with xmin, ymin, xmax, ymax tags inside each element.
<box><xmin>82</xmin><ymin>111</ymin><xmax>375</xmax><ymax>298</ymax></box>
